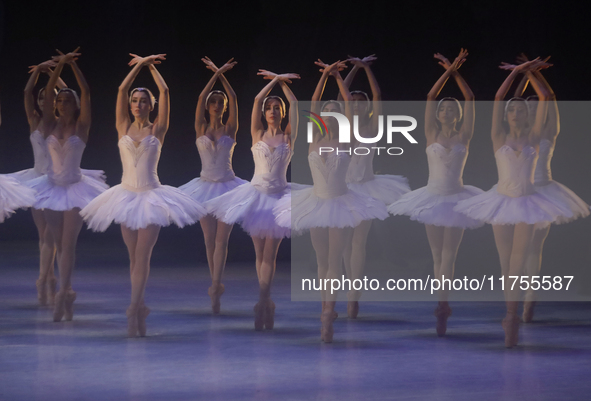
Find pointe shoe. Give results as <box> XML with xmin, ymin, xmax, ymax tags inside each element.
<box><xmin>522</xmin><ymin>301</ymin><xmax>536</xmax><ymax>323</ymax></box>
<box><xmin>434</xmin><ymin>303</ymin><xmax>452</xmax><ymax>337</ymax></box>
<box><xmin>207</xmin><ymin>283</ymin><xmax>225</xmax><ymax>315</ymax></box>
<box><xmin>53</xmin><ymin>290</ymin><xmax>66</xmax><ymax>322</ymax></box>
<box><xmin>36</xmin><ymin>279</ymin><xmax>47</xmax><ymax>306</ymax></box>
<box><xmin>137</xmin><ymin>304</ymin><xmax>150</xmax><ymax>337</ymax></box>
<box><xmin>254</xmin><ymin>301</ymin><xmax>267</xmax><ymax>331</ymax></box>
<box><xmin>321</xmin><ymin>311</ymin><xmax>338</xmax><ymax>343</ymax></box>
<box><xmin>264</xmin><ymin>299</ymin><xmax>276</xmax><ymax>330</ymax></box>
<box><xmin>64</xmin><ymin>290</ymin><xmax>77</xmax><ymax>321</ymax></box>
<box><xmin>347</xmin><ymin>290</ymin><xmax>361</xmax><ymax>319</ymax></box>
<box><xmin>502</xmin><ymin>314</ymin><xmax>520</xmax><ymax>348</ymax></box>
<box><xmin>126</xmin><ymin>304</ymin><xmax>139</xmax><ymax>338</ymax></box>
<box><xmin>46</xmin><ymin>277</ymin><xmax>57</xmax><ymax>306</ymax></box>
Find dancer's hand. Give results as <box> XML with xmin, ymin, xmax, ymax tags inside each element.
<box><xmin>52</xmin><ymin>47</ymin><xmax>81</xmax><ymax>64</ymax></box>
<box><xmin>128</xmin><ymin>53</ymin><xmax>166</xmax><ymax>67</ymax></box>
<box><xmin>347</xmin><ymin>54</ymin><xmax>376</xmax><ymax>67</ymax></box>
<box><xmin>28</xmin><ymin>60</ymin><xmax>57</xmax><ymax>74</ymax></box>
<box><xmin>434</xmin><ymin>53</ymin><xmax>452</xmax><ymax>70</ymax></box>
<box><xmin>217</xmin><ymin>58</ymin><xmax>237</xmax><ymax>74</ymax></box>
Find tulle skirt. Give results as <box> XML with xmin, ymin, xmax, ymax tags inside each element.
<box><xmin>388</xmin><ymin>185</ymin><xmax>485</xmax><ymax>229</ymax></box>
<box><xmin>179</xmin><ymin>176</ymin><xmax>248</xmax><ymax>203</ymax></box>
<box><xmin>9</xmin><ymin>168</ymin><xmax>106</xmax><ymax>186</ymax></box>
<box><xmin>453</xmin><ymin>185</ymin><xmax>575</xmax><ymax>225</ymax></box>
<box><xmin>206</xmin><ymin>183</ymin><xmax>291</xmax><ymax>239</ymax></box>
<box><xmin>533</xmin><ymin>180</ymin><xmax>589</xmax><ymax>226</ymax></box>
<box><xmin>80</xmin><ymin>184</ymin><xmax>207</xmax><ymax>231</ymax></box>
<box><xmin>28</xmin><ymin>175</ymin><xmax>108</xmax><ymax>211</ymax></box>
<box><xmin>274</xmin><ymin>186</ymin><xmax>389</xmax><ymax>232</ymax></box>
<box><xmin>0</xmin><ymin>175</ymin><xmax>37</xmax><ymax>222</ymax></box>
<box><xmin>347</xmin><ymin>174</ymin><xmax>411</xmax><ymax>206</ymax></box>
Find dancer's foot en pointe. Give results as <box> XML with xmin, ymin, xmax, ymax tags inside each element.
<box><xmin>53</xmin><ymin>290</ymin><xmax>67</xmax><ymax>322</ymax></box>
<box><xmin>321</xmin><ymin>310</ymin><xmax>338</xmax><ymax>343</ymax></box>
<box><xmin>502</xmin><ymin>313</ymin><xmax>520</xmax><ymax>348</ymax></box>
<box><xmin>64</xmin><ymin>289</ymin><xmax>76</xmax><ymax>321</ymax></box>
<box><xmin>36</xmin><ymin>279</ymin><xmax>47</xmax><ymax>306</ymax></box>
<box><xmin>207</xmin><ymin>283</ymin><xmax>225</xmax><ymax>315</ymax></box>
<box><xmin>126</xmin><ymin>303</ymin><xmax>139</xmax><ymax>337</ymax></box>
<box><xmin>434</xmin><ymin>302</ymin><xmax>452</xmax><ymax>337</ymax></box>
<box><xmin>254</xmin><ymin>300</ymin><xmax>267</xmax><ymax>331</ymax></box>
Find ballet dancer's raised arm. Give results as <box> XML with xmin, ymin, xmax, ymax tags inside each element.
<box><xmin>116</xmin><ymin>53</ymin><xmax>166</xmax><ymax>139</ymax></box>
<box><xmin>42</xmin><ymin>49</ymin><xmax>82</xmax><ymax>139</ymax></box>
<box><xmin>425</xmin><ymin>49</ymin><xmax>466</xmax><ymax>145</ymax></box>
<box><xmin>491</xmin><ymin>59</ymin><xmax>538</xmax><ymax>150</ymax></box>
<box><xmin>196</xmin><ymin>57</ymin><xmax>238</xmax><ymax>139</ymax></box>
<box><xmin>433</xmin><ymin>50</ymin><xmax>475</xmax><ymax>143</ymax></box>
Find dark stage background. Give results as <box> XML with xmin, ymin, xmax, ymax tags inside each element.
<box><xmin>0</xmin><ymin>0</ymin><xmax>590</xmax><ymax>270</ymax></box>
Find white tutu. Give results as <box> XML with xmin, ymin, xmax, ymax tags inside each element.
<box><xmin>206</xmin><ymin>182</ymin><xmax>291</xmax><ymax>239</ymax></box>
<box><xmin>274</xmin><ymin>185</ymin><xmax>389</xmax><ymax>232</ymax></box>
<box><xmin>28</xmin><ymin>175</ymin><xmax>108</xmax><ymax>211</ymax></box>
<box><xmin>9</xmin><ymin>168</ymin><xmax>106</xmax><ymax>186</ymax></box>
<box><xmin>179</xmin><ymin>176</ymin><xmax>248</xmax><ymax>203</ymax></box>
<box><xmin>0</xmin><ymin>175</ymin><xmax>37</xmax><ymax>222</ymax></box>
<box><xmin>453</xmin><ymin>185</ymin><xmax>574</xmax><ymax>225</ymax></box>
<box><xmin>534</xmin><ymin>181</ymin><xmax>589</xmax><ymax>226</ymax></box>
<box><xmin>388</xmin><ymin>185</ymin><xmax>485</xmax><ymax>229</ymax></box>
<box><xmin>81</xmin><ymin>184</ymin><xmax>207</xmax><ymax>231</ymax></box>
<box><xmin>347</xmin><ymin>174</ymin><xmax>411</xmax><ymax>206</ymax></box>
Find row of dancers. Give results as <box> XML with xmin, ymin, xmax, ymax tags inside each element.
<box><xmin>0</xmin><ymin>49</ymin><xmax>588</xmax><ymax>347</ymax></box>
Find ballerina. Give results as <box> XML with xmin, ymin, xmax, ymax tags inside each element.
<box><xmin>81</xmin><ymin>54</ymin><xmax>207</xmax><ymax>337</ymax></box>
<box><xmin>0</xmin><ymin>99</ymin><xmax>37</xmax><ymax>224</ymax></box>
<box><xmin>11</xmin><ymin>59</ymin><xmax>106</xmax><ymax>306</ymax></box>
<box><xmin>207</xmin><ymin>69</ymin><xmax>299</xmax><ymax>331</ymax></box>
<box><xmin>27</xmin><ymin>49</ymin><xmax>108</xmax><ymax>322</ymax></box>
<box><xmin>512</xmin><ymin>54</ymin><xmax>589</xmax><ymax>323</ymax></box>
<box><xmin>454</xmin><ymin>58</ymin><xmax>573</xmax><ymax>347</ymax></box>
<box><xmin>331</xmin><ymin>54</ymin><xmax>411</xmax><ymax>318</ymax></box>
<box><xmin>275</xmin><ymin>61</ymin><xmax>388</xmax><ymax>342</ymax></box>
<box><xmin>388</xmin><ymin>49</ymin><xmax>484</xmax><ymax>336</ymax></box>
<box><xmin>179</xmin><ymin>57</ymin><xmax>247</xmax><ymax>314</ymax></box>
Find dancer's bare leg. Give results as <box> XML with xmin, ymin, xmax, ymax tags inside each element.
<box><xmin>200</xmin><ymin>215</ymin><xmax>217</xmax><ymax>278</ymax></box>
<box><xmin>45</xmin><ymin>209</ymin><xmax>83</xmax><ymax>321</ymax></box>
<box><xmin>201</xmin><ymin>215</ymin><xmax>233</xmax><ymax>313</ymax></box>
<box><xmin>33</xmin><ymin>208</ymin><xmax>57</xmax><ymax>305</ymax></box>
<box><xmin>121</xmin><ymin>224</ymin><xmax>160</xmax><ymax>337</ymax></box>
<box><xmin>252</xmin><ymin>236</ymin><xmax>282</xmax><ymax>330</ymax></box>
<box><xmin>345</xmin><ymin>220</ymin><xmax>372</xmax><ymax>317</ymax></box>
<box><xmin>523</xmin><ymin>225</ymin><xmax>550</xmax><ymax>322</ymax></box>
<box><xmin>311</xmin><ymin>227</ymin><xmax>329</xmax><ymax>310</ymax></box>
<box><xmin>494</xmin><ymin>223</ymin><xmax>534</xmax><ymax>347</ymax></box>
<box><xmin>321</xmin><ymin>227</ymin><xmax>353</xmax><ymax>342</ymax></box>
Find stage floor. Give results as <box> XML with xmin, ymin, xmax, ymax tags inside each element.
<box><xmin>1</xmin><ymin>240</ymin><xmax>590</xmax><ymax>401</ymax></box>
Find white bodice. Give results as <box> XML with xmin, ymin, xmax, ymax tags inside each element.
<box><xmin>46</xmin><ymin>135</ymin><xmax>85</xmax><ymax>186</ymax></box>
<box><xmin>250</xmin><ymin>141</ymin><xmax>292</xmax><ymax>194</ymax></box>
<box><xmin>495</xmin><ymin>145</ymin><xmax>538</xmax><ymax>197</ymax></box>
<box><xmin>119</xmin><ymin>135</ymin><xmax>161</xmax><ymax>192</ymax></box>
<box><xmin>346</xmin><ymin>145</ymin><xmax>375</xmax><ymax>184</ymax></box>
<box><xmin>309</xmin><ymin>151</ymin><xmax>350</xmax><ymax>199</ymax></box>
<box><xmin>30</xmin><ymin>130</ymin><xmax>50</xmax><ymax>175</ymax></box>
<box><xmin>197</xmin><ymin>135</ymin><xmax>237</xmax><ymax>182</ymax></box>
<box><xmin>426</xmin><ymin>143</ymin><xmax>467</xmax><ymax>195</ymax></box>
<box><xmin>534</xmin><ymin>139</ymin><xmax>554</xmax><ymax>185</ymax></box>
